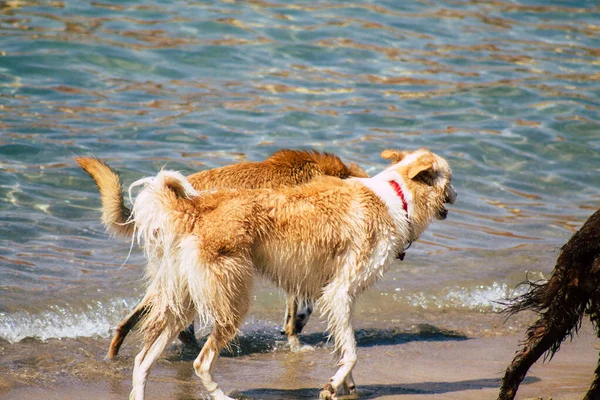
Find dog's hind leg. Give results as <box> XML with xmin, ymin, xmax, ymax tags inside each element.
<box><xmin>191</xmin><ymin>256</ymin><xmax>253</xmax><ymax>400</ymax></box>
<box><xmin>108</xmin><ymin>292</ymin><xmax>154</xmax><ymax>359</ymax></box>
<box><xmin>109</xmin><ymin>299</ymin><xmax>198</xmax><ymax>361</ymax></box>
<box><xmin>193</xmin><ymin>333</ymin><xmax>236</xmax><ymax>400</ymax></box>
<box><xmin>108</xmin><ymin>304</ymin><xmax>147</xmax><ymax>360</ymax></box>
<box><xmin>498</xmin><ymin>312</ymin><xmax>579</xmax><ymax>400</ymax></box>
<box><xmin>129</xmin><ymin>328</ymin><xmax>178</xmax><ymax>400</ymax></box>
<box><xmin>129</xmin><ymin>306</ymin><xmax>194</xmax><ymax>400</ymax></box>
<box><xmin>109</xmin><ymin>295</ymin><xmax>199</xmax><ymax>360</ymax></box>
<box><xmin>193</xmin><ymin>311</ymin><xmax>250</xmax><ymax>400</ymax></box>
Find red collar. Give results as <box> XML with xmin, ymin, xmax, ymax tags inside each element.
<box><xmin>389</xmin><ymin>180</ymin><xmax>408</xmax><ymax>216</ymax></box>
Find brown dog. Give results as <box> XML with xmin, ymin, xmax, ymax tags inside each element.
<box><xmin>77</xmin><ymin>149</ymin><xmax>367</xmax><ymax>359</ymax></box>
<box><xmin>498</xmin><ymin>208</ymin><xmax>600</xmax><ymax>400</ymax></box>
<box><xmin>123</xmin><ymin>148</ymin><xmax>455</xmax><ymax>400</ymax></box>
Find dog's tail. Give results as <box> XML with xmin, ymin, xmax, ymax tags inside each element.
<box><xmin>76</xmin><ymin>157</ymin><xmax>135</xmax><ymax>238</ymax></box>
<box><xmin>503</xmin><ymin>278</ymin><xmax>555</xmax><ymax>316</ymax></box>
<box><xmin>129</xmin><ymin>171</ymin><xmax>216</xmax><ymax>341</ymax></box>
<box><xmin>504</xmin><ymin>211</ymin><xmax>600</xmax><ymax>321</ymax></box>
<box><xmin>503</xmin><ymin>235</ymin><xmax>585</xmax><ymax>318</ymax></box>
<box><xmin>128</xmin><ymin>169</ymin><xmax>199</xmax><ymax>258</ymax></box>
<box><xmin>502</xmin><ymin>250</ymin><xmax>586</xmax><ymax>359</ymax></box>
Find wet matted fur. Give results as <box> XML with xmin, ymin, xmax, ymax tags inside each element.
<box><xmin>77</xmin><ymin>149</ymin><xmax>368</xmax><ymax>359</ymax></box>
<box><xmin>498</xmin><ymin>208</ymin><xmax>600</xmax><ymax>400</ymax></box>
<box><xmin>125</xmin><ymin>148</ymin><xmax>456</xmax><ymax>400</ymax></box>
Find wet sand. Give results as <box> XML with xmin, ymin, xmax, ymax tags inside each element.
<box><xmin>1</xmin><ymin>312</ymin><xmax>597</xmax><ymax>400</ymax></box>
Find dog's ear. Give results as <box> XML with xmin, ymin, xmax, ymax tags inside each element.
<box><xmin>407</xmin><ymin>153</ymin><xmax>437</xmax><ymax>183</ymax></box>
<box><xmin>380</xmin><ymin>149</ymin><xmax>406</xmax><ymax>164</ymax></box>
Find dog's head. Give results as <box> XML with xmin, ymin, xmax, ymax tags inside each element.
<box><xmin>381</xmin><ymin>148</ymin><xmax>456</xmax><ymax>232</ymax></box>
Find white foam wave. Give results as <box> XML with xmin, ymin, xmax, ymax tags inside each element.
<box><xmin>400</xmin><ymin>282</ymin><xmax>529</xmax><ymax>312</ymax></box>
<box><xmin>0</xmin><ymin>282</ymin><xmax>530</xmax><ymax>343</ymax></box>
<box><xmin>0</xmin><ymin>297</ymin><xmax>140</xmax><ymax>343</ymax></box>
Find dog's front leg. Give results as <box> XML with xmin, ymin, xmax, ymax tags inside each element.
<box><xmin>339</xmin><ymin>372</ymin><xmax>357</xmax><ymax>397</ymax></box>
<box><xmin>282</xmin><ymin>294</ymin><xmax>301</xmax><ymax>349</ymax></box>
<box><xmin>319</xmin><ymin>283</ymin><xmax>358</xmax><ymax>400</ymax></box>
<box><xmin>282</xmin><ymin>295</ymin><xmax>314</xmax><ymax>351</ymax></box>
<box><xmin>330</xmin><ymin>347</ymin><xmax>357</xmax><ymax>397</ymax></box>
<box><xmin>320</xmin><ymin>324</ymin><xmax>357</xmax><ymax>400</ymax></box>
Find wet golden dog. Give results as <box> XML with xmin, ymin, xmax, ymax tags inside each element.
<box><xmin>77</xmin><ymin>149</ymin><xmax>367</xmax><ymax>358</ymax></box>
<box><xmin>120</xmin><ymin>148</ymin><xmax>455</xmax><ymax>400</ymax></box>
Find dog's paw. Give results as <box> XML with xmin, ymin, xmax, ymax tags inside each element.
<box><xmin>290</xmin><ymin>343</ymin><xmax>315</xmax><ymax>353</ymax></box>
<box><xmin>336</xmin><ymin>392</ymin><xmax>359</xmax><ymax>400</ymax></box>
<box><xmin>319</xmin><ymin>383</ymin><xmax>335</xmax><ymax>400</ymax></box>
<box><xmin>336</xmin><ymin>382</ymin><xmax>358</xmax><ymax>399</ymax></box>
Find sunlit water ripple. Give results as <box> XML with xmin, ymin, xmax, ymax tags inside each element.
<box><xmin>1</xmin><ymin>0</ymin><xmax>599</xmax><ymax>342</ymax></box>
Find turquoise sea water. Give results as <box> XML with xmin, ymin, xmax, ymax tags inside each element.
<box><xmin>1</xmin><ymin>0</ymin><xmax>599</xmax><ymax>343</ymax></box>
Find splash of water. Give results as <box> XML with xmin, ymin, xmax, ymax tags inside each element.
<box><xmin>401</xmin><ymin>282</ymin><xmax>529</xmax><ymax>312</ymax></box>
<box><xmin>0</xmin><ymin>297</ymin><xmax>140</xmax><ymax>343</ymax></box>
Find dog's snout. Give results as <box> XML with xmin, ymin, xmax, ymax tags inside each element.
<box><xmin>439</xmin><ymin>208</ymin><xmax>448</xmax><ymax>219</ymax></box>
<box><xmin>445</xmin><ymin>184</ymin><xmax>457</xmax><ymax>204</ymax></box>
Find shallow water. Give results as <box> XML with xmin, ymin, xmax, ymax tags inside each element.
<box><xmin>1</xmin><ymin>0</ymin><xmax>600</xmax><ymax>345</ymax></box>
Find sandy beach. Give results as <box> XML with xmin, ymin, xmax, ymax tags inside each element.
<box><xmin>1</xmin><ymin>312</ymin><xmax>597</xmax><ymax>400</ymax></box>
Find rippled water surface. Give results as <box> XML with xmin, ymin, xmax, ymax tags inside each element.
<box><xmin>1</xmin><ymin>0</ymin><xmax>599</xmax><ymax>343</ymax></box>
